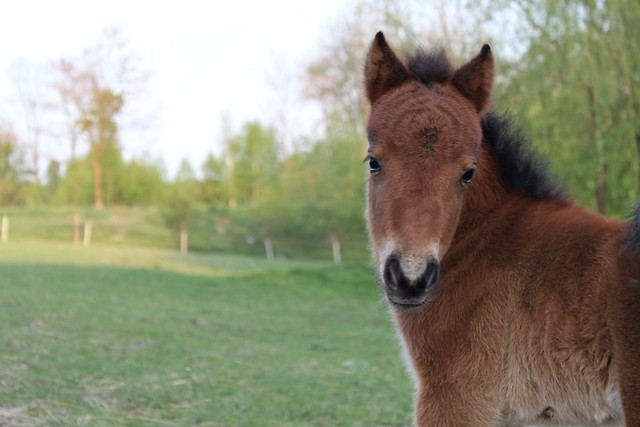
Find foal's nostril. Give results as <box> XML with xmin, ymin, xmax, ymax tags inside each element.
<box><xmin>383</xmin><ymin>253</ymin><xmax>403</xmax><ymax>290</ymax></box>
<box><xmin>419</xmin><ymin>257</ymin><xmax>440</xmax><ymax>291</ymax></box>
<box><xmin>382</xmin><ymin>254</ymin><xmax>440</xmax><ymax>306</ymax></box>
<box><xmin>383</xmin><ymin>254</ymin><xmax>440</xmax><ymax>297</ymax></box>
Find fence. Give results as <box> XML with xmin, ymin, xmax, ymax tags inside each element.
<box><xmin>0</xmin><ymin>208</ymin><xmax>370</xmax><ymax>264</ymax></box>
<box><xmin>1</xmin><ymin>215</ymin><xmax>8</xmax><ymax>243</ymax></box>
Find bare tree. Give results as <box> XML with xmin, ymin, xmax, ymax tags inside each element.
<box><xmin>52</xmin><ymin>58</ymin><xmax>92</xmax><ymax>161</ymax></box>
<box><xmin>8</xmin><ymin>60</ymin><xmax>54</xmax><ymax>182</ymax></box>
<box><xmin>304</xmin><ymin>0</ymin><xmax>486</xmax><ymax>143</ymax></box>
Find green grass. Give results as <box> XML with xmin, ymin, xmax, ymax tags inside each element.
<box><xmin>0</xmin><ymin>242</ymin><xmax>413</xmax><ymax>426</ymax></box>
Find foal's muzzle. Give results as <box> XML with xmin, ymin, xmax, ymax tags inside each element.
<box><xmin>382</xmin><ymin>254</ymin><xmax>440</xmax><ymax>307</ymax></box>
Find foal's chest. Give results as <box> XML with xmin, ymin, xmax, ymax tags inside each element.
<box><xmin>393</xmin><ymin>300</ymin><xmax>624</xmax><ymax>426</ymax></box>
<box><xmin>501</xmin><ymin>350</ymin><xmax>622</xmax><ymax>425</ymax></box>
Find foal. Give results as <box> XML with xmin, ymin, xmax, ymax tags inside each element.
<box><xmin>364</xmin><ymin>32</ymin><xmax>640</xmax><ymax>426</ymax></box>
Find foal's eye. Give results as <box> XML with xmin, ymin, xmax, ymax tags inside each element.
<box><xmin>368</xmin><ymin>157</ymin><xmax>381</xmax><ymax>175</ymax></box>
<box><xmin>461</xmin><ymin>167</ymin><xmax>476</xmax><ymax>185</ymax></box>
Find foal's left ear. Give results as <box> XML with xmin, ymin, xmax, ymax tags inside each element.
<box><xmin>452</xmin><ymin>45</ymin><xmax>494</xmax><ymax>113</ymax></box>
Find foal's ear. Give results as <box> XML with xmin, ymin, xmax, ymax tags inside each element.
<box><xmin>452</xmin><ymin>44</ymin><xmax>494</xmax><ymax>113</ymax></box>
<box><xmin>364</xmin><ymin>32</ymin><xmax>411</xmax><ymax>104</ymax></box>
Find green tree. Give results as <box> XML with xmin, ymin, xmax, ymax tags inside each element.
<box><xmin>45</xmin><ymin>160</ymin><xmax>61</xmax><ymax>201</ymax></box>
<box><xmin>201</xmin><ymin>153</ymin><xmax>226</xmax><ymax>204</ymax></box>
<box><xmin>311</xmin><ymin>136</ymin><xmax>365</xmax><ymax>263</ymax></box>
<box><xmin>483</xmin><ymin>0</ymin><xmax>640</xmax><ymax>215</ymax></box>
<box><xmin>175</xmin><ymin>158</ymin><xmax>197</xmax><ymax>182</ymax></box>
<box><xmin>274</xmin><ymin>134</ymin><xmax>366</xmax><ymax>262</ymax></box>
<box><xmin>53</xmin><ymin>157</ymin><xmax>93</xmax><ymax>205</ymax></box>
<box><xmin>223</xmin><ymin>122</ymin><xmax>281</xmax><ymax>207</ymax></box>
<box><xmin>162</xmin><ymin>158</ymin><xmax>199</xmax><ymax>252</ymax></box>
<box><xmin>77</xmin><ymin>89</ymin><xmax>124</xmax><ymax>209</ymax></box>
<box><xmin>111</xmin><ymin>157</ymin><xmax>165</xmax><ymax>205</ymax></box>
<box><xmin>0</xmin><ymin>129</ymin><xmax>27</xmax><ymax>206</ymax></box>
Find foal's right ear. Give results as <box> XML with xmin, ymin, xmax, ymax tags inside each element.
<box><xmin>364</xmin><ymin>32</ymin><xmax>411</xmax><ymax>104</ymax></box>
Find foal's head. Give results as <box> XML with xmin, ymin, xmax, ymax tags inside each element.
<box><xmin>364</xmin><ymin>32</ymin><xmax>494</xmax><ymax>307</ymax></box>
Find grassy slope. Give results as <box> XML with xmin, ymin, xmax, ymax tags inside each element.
<box><xmin>0</xmin><ymin>242</ymin><xmax>413</xmax><ymax>426</ymax></box>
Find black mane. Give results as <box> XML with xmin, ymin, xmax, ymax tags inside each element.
<box><xmin>481</xmin><ymin>113</ymin><xmax>569</xmax><ymax>204</ymax></box>
<box><xmin>407</xmin><ymin>47</ymin><xmax>454</xmax><ymax>86</ymax></box>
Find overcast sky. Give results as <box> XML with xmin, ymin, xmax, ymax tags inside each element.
<box><xmin>0</xmin><ymin>0</ymin><xmax>353</xmax><ymax>177</ymax></box>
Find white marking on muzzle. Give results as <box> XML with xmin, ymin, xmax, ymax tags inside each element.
<box><xmin>377</xmin><ymin>239</ymin><xmax>396</xmax><ymax>282</ymax></box>
<box><xmin>400</xmin><ymin>243</ymin><xmax>440</xmax><ymax>281</ymax></box>
<box><xmin>400</xmin><ymin>254</ymin><xmax>427</xmax><ymax>282</ymax></box>
<box><xmin>377</xmin><ymin>241</ymin><xmax>440</xmax><ymax>283</ymax></box>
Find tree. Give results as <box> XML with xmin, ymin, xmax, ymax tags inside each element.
<box><xmin>305</xmin><ymin>0</ymin><xmax>416</xmax><ymax>144</ymax></box>
<box><xmin>201</xmin><ymin>153</ymin><xmax>226</xmax><ymax>204</ymax></box>
<box><xmin>478</xmin><ymin>0</ymin><xmax>640</xmax><ymax>215</ymax></box>
<box><xmin>0</xmin><ymin>129</ymin><xmax>28</xmax><ymax>205</ymax></box>
<box><xmin>52</xmin><ymin>157</ymin><xmax>94</xmax><ymax>205</ymax></box>
<box><xmin>8</xmin><ymin>59</ymin><xmax>52</xmax><ymax>182</ymax></box>
<box><xmin>163</xmin><ymin>158</ymin><xmax>199</xmax><ymax>253</ymax></box>
<box><xmin>45</xmin><ymin>160</ymin><xmax>61</xmax><ymax>201</ymax></box>
<box><xmin>52</xmin><ymin>27</ymin><xmax>150</xmax><ymax>208</ymax></box>
<box><xmin>77</xmin><ymin>89</ymin><xmax>124</xmax><ymax>209</ymax></box>
<box><xmin>305</xmin><ymin>0</ymin><xmax>483</xmax><ymax>144</ymax></box>
<box><xmin>110</xmin><ymin>155</ymin><xmax>165</xmax><ymax>205</ymax></box>
<box><xmin>310</xmin><ymin>136</ymin><xmax>366</xmax><ymax>264</ymax></box>
<box><xmin>223</xmin><ymin>122</ymin><xmax>281</xmax><ymax>207</ymax></box>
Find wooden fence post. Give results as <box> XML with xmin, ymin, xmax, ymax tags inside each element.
<box><xmin>180</xmin><ymin>223</ymin><xmax>188</xmax><ymax>254</ymax></box>
<box><xmin>73</xmin><ymin>211</ymin><xmax>81</xmax><ymax>245</ymax></box>
<box><xmin>83</xmin><ymin>222</ymin><xmax>92</xmax><ymax>246</ymax></box>
<box><xmin>1</xmin><ymin>216</ymin><xmax>8</xmax><ymax>243</ymax></box>
<box><xmin>264</xmin><ymin>238</ymin><xmax>274</xmax><ymax>261</ymax></box>
<box><xmin>330</xmin><ymin>232</ymin><xmax>342</xmax><ymax>265</ymax></box>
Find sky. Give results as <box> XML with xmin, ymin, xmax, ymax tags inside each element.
<box><xmin>0</xmin><ymin>0</ymin><xmax>353</xmax><ymax>177</ymax></box>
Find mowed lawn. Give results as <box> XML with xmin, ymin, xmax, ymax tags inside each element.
<box><xmin>0</xmin><ymin>242</ymin><xmax>413</xmax><ymax>426</ymax></box>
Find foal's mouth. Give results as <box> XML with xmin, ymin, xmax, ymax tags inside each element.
<box><xmin>386</xmin><ymin>294</ymin><xmax>429</xmax><ymax>308</ymax></box>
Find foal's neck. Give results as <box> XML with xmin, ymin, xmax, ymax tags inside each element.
<box><xmin>453</xmin><ymin>141</ymin><xmax>557</xmax><ymax>250</ymax></box>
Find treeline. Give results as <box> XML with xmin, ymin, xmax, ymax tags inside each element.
<box><xmin>0</xmin><ymin>119</ymin><xmax>366</xmax><ymax>260</ymax></box>
<box><xmin>2</xmin><ymin>0</ymin><xmax>640</xmax><ymax>260</ymax></box>
<box><xmin>0</xmin><ymin>133</ymin><xmax>165</xmax><ymax>207</ymax></box>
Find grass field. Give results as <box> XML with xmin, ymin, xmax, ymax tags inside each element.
<box><xmin>0</xmin><ymin>242</ymin><xmax>413</xmax><ymax>426</ymax></box>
